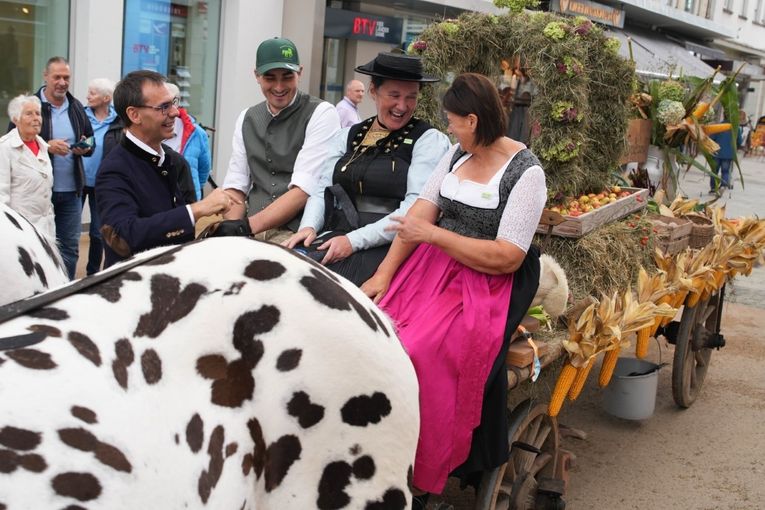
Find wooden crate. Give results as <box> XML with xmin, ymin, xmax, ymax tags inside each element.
<box><xmin>647</xmin><ymin>215</ymin><xmax>693</xmax><ymax>240</ymax></box>
<box><xmin>536</xmin><ymin>187</ymin><xmax>649</xmax><ymax>238</ymax></box>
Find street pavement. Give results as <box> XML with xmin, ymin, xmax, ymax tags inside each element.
<box><xmin>676</xmin><ymin>152</ymin><xmax>765</xmax><ymax>307</ymax></box>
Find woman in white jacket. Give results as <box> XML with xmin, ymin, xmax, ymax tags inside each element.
<box><xmin>0</xmin><ymin>95</ymin><xmax>55</xmax><ymax>238</ymax></box>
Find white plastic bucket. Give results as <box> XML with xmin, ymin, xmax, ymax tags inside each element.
<box><xmin>602</xmin><ymin>357</ymin><xmax>660</xmax><ymax>420</ymax></box>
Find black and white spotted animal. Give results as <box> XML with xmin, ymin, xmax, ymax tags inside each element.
<box><xmin>1</xmin><ymin>204</ymin><xmax>68</xmax><ymax>307</ymax></box>
<box><xmin>0</xmin><ymin>206</ymin><xmax>419</xmax><ymax>509</ymax></box>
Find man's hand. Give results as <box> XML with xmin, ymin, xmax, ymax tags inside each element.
<box><xmin>47</xmin><ymin>139</ymin><xmax>70</xmax><ymax>157</ymax></box>
<box><xmin>191</xmin><ymin>188</ymin><xmax>242</xmax><ymax>220</ymax></box>
<box><xmin>283</xmin><ymin>227</ymin><xmax>317</xmax><ymax>249</ymax></box>
<box><xmin>222</xmin><ymin>188</ymin><xmax>247</xmax><ymax>220</ymax></box>
<box><xmin>385</xmin><ymin>215</ymin><xmax>437</xmax><ymax>244</ymax></box>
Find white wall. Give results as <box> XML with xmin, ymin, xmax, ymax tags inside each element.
<box><xmin>213</xmin><ymin>0</ymin><xmax>284</xmax><ymax>184</ymax></box>
<box><xmin>70</xmin><ymin>0</ymin><xmax>124</xmax><ymax>100</ymax></box>
<box><xmin>712</xmin><ymin>0</ymin><xmax>765</xmax><ymax>52</ymax></box>
<box><xmin>283</xmin><ymin>0</ymin><xmax>326</xmax><ymax>95</ymax></box>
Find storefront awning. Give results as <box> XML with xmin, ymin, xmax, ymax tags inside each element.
<box><xmin>607</xmin><ymin>26</ymin><xmax>718</xmax><ymax>80</ymax></box>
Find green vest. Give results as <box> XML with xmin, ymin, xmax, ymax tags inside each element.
<box><xmin>242</xmin><ymin>91</ymin><xmax>322</xmax><ymax>231</ymax></box>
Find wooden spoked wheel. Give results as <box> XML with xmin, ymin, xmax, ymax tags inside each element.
<box><xmin>475</xmin><ymin>399</ymin><xmax>561</xmax><ymax>510</ymax></box>
<box><xmin>671</xmin><ymin>286</ymin><xmax>725</xmax><ymax>408</ymax></box>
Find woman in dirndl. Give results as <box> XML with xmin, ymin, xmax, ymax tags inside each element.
<box><xmin>361</xmin><ymin>73</ymin><xmax>547</xmax><ymax>507</ymax></box>
<box><xmin>284</xmin><ymin>52</ymin><xmax>450</xmax><ymax>286</ymax></box>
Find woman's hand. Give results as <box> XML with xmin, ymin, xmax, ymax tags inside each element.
<box><xmin>283</xmin><ymin>227</ymin><xmax>316</xmax><ymax>249</ymax></box>
<box><xmin>317</xmin><ymin>235</ymin><xmax>353</xmax><ymax>265</ymax></box>
<box><xmin>385</xmin><ymin>215</ymin><xmax>437</xmax><ymax>244</ymax></box>
<box><xmin>361</xmin><ymin>272</ymin><xmax>392</xmax><ymax>304</ymax></box>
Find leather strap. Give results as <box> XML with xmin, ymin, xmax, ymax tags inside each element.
<box><xmin>0</xmin><ymin>244</ymin><xmax>183</xmax><ymax>328</ymax></box>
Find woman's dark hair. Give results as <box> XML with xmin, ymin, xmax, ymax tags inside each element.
<box><xmin>442</xmin><ymin>73</ymin><xmax>506</xmax><ymax>146</ymax></box>
<box><xmin>113</xmin><ymin>70</ymin><xmax>166</xmax><ymax>127</ymax></box>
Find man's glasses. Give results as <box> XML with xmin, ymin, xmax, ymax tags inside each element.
<box><xmin>135</xmin><ymin>97</ymin><xmax>179</xmax><ymax>116</ymax></box>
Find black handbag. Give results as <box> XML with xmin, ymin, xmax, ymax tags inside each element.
<box><xmin>322</xmin><ymin>183</ymin><xmax>360</xmax><ymax>233</ymax></box>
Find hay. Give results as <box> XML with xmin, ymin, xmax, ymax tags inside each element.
<box><xmin>410</xmin><ymin>11</ymin><xmax>634</xmax><ymax>196</ymax></box>
<box><xmin>539</xmin><ymin>214</ymin><xmax>658</xmax><ymax>301</ymax></box>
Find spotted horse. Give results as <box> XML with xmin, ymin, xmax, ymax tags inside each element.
<box><xmin>0</xmin><ymin>208</ymin><xmax>419</xmax><ymax>509</ymax></box>
<box><xmin>0</xmin><ymin>204</ymin><xmax>68</xmax><ymax>307</ymax></box>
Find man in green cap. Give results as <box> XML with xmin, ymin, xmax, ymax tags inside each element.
<box><xmin>222</xmin><ymin>37</ymin><xmax>341</xmax><ymax>242</ymax></box>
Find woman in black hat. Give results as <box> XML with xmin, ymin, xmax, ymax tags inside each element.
<box><xmin>284</xmin><ymin>52</ymin><xmax>450</xmax><ymax>286</ymax></box>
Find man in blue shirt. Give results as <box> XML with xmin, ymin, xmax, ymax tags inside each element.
<box><xmin>9</xmin><ymin>57</ymin><xmax>94</xmax><ymax>279</ymax></box>
<box><xmin>709</xmin><ymin>122</ymin><xmax>743</xmax><ymax>193</ymax></box>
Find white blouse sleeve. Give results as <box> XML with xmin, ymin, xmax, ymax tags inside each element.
<box><xmin>496</xmin><ymin>165</ymin><xmax>547</xmax><ymax>253</ymax></box>
<box><xmin>417</xmin><ymin>143</ymin><xmax>460</xmax><ymax>207</ymax></box>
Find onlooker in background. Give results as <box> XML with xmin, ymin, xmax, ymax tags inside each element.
<box><xmin>96</xmin><ymin>70</ymin><xmax>235</xmax><ymax>268</ymax></box>
<box><xmin>739</xmin><ymin>111</ymin><xmax>752</xmax><ymax>155</ymax></box>
<box><xmin>335</xmin><ymin>79</ymin><xmax>364</xmax><ymax>128</ymax></box>
<box><xmin>222</xmin><ymin>37</ymin><xmax>340</xmax><ymax>243</ymax></box>
<box><xmin>507</xmin><ymin>67</ymin><xmax>535</xmax><ymax>145</ymax></box>
<box><xmin>709</xmin><ymin>121</ymin><xmax>743</xmax><ymax>193</ymax></box>
<box><xmin>82</xmin><ymin>78</ymin><xmax>119</xmax><ymax>275</ymax></box>
<box><xmin>0</xmin><ymin>95</ymin><xmax>55</xmax><ymax>237</ymax></box>
<box><xmin>164</xmin><ymin>82</ymin><xmax>211</xmax><ymax>200</ymax></box>
<box><xmin>8</xmin><ymin>56</ymin><xmax>94</xmax><ymax>279</ymax></box>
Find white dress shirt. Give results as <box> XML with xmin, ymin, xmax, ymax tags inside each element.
<box><xmin>222</xmin><ymin>101</ymin><xmax>341</xmax><ymax>198</ymax></box>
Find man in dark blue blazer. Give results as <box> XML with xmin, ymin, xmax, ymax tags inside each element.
<box><xmin>96</xmin><ymin>70</ymin><xmax>236</xmax><ymax>268</ymax></box>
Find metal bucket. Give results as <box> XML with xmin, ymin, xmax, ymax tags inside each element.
<box><xmin>602</xmin><ymin>358</ymin><xmax>660</xmax><ymax>420</ymax></box>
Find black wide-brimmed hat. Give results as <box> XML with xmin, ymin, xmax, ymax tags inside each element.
<box><xmin>355</xmin><ymin>52</ymin><xmax>439</xmax><ymax>83</ymax></box>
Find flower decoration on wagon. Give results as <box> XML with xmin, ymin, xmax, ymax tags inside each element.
<box><xmin>629</xmin><ymin>61</ymin><xmax>746</xmax><ymax>200</ymax></box>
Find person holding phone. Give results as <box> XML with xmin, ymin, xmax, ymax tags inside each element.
<box><xmin>8</xmin><ymin>56</ymin><xmax>94</xmax><ymax>279</ymax></box>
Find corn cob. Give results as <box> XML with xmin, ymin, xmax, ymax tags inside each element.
<box><xmin>598</xmin><ymin>347</ymin><xmax>621</xmax><ymax>388</ymax></box>
<box><xmin>702</xmin><ymin>122</ymin><xmax>731</xmax><ymax>135</ymax></box>
<box><xmin>635</xmin><ymin>327</ymin><xmax>652</xmax><ymax>359</ymax></box>
<box><xmin>567</xmin><ymin>362</ymin><xmax>594</xmax><ymax>401</ymax></box>
<box><xmin>686</xmin><ymin>291</ymin><xmax>702</xmax><ymax>307</ymax></box>
<box><xmin>651</xmin><ymin>294</ymin><xmax>674</xmax><ymax>335</ymax></box>
<box><xmin>548</xmin><ymin>362</ymin><xmax>577</xmax><ymax>417</ymax></box>
<box><xmin>692</xmin><ymin>101</ymin><xmax>710</xmax><ymax>119</ymax></box>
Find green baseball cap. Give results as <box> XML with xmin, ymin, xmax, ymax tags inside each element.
<box><xmin>256</xmin><ymin>37</ymin><xmax>301</xmax><ymax>74</ymax></box>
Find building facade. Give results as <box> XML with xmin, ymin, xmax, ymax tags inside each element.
<box><xmin>2</xmin><ymin>0</ymin><xmax>760</xmax><ymax>186</ymax></box>
<box><xmin>0</xmin><ymin>0</ymin><xmax>499</xmax><ymax>185</ymax></box>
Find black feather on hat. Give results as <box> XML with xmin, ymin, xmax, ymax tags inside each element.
<box><xmin>355</xmin><ymin>52</ymin><xmax>439</xmax><ymax>83</ymax></box>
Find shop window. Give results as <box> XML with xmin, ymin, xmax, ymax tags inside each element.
<box><xmin>0</xmin><ymin>0</ymin><xmax>70</xmax><ymax>128</ymax></box>
<box><xmin>122</xmin><ymin>0</ymin><xmax>221</xmax><ymax>128</ymax></box>
<box><xmin>321</xmin><ymin>38</ymin><xmax>346</xmax><ymax>106</ymax></box>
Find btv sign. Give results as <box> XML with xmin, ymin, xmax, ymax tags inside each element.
<box><xmin>352</xmin><ymin>16</ymin><xmax>390</xmax><ymax>38</ymax></box>
<box><xmin>325</xmin><ymin>7</ymin><xmax>403</xmax><ymax>44</ymax></box>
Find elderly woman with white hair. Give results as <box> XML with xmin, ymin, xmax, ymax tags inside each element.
<box><xmin>82</xmin><ymin>77</ymin><xmax>121</xmax><ymax>274</ymax></box>
<box><xmin>0</xmin><ymin>95</ymin><xmax>55</xmax><ymax>237</ymax></box>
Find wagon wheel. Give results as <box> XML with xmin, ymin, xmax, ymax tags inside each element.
<box><xmin>474</xmin><ymin>399</ymin><xmax>562</xmax><ymax>510</ymax></box>
<box><xmin>671</xmin><ymin>285</ymin><xmax>726</xmax><ymax>408</ymax></box>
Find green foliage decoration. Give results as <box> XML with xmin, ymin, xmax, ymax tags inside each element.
<box><xmin>493</xmin><ymin>0</ymin><xmax>540</xmax><ymax>13</ymax></box>
<box><xmin>410</xmin><ymin>11</ymin><xmax>635</xmax><ymax>195</ymax></box>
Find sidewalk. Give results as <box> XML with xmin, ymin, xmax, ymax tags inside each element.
<box><xmin>677</xmin><ymin>152</ymin><xmax>765</xmax><ymax>307</ymax></box>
